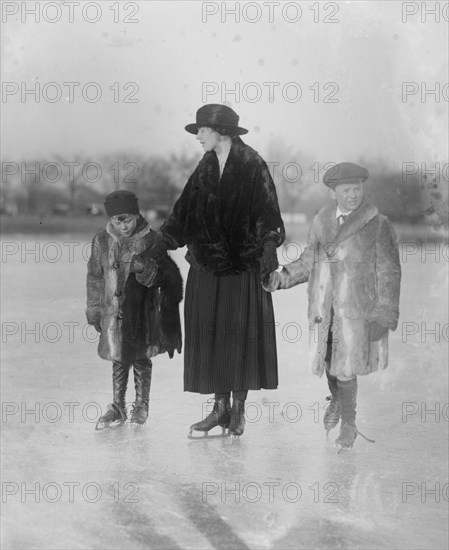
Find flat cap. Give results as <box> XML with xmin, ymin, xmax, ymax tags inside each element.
<box><xmin>323</xmin><ymin>162</ymin><xmax>369</xmax><ymax>189</ymax></box>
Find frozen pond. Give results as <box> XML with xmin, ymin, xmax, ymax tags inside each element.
<box><xmin>1</xmin><ymin>236</ymin><xmax>448</xmax><ymax>549</ymax></box>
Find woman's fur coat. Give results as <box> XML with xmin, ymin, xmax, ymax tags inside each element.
<box><xmin>278</xmin><ymin>201</ymin><xmax>401</xmax><ymax>377</ymax></box>
<box><xmin>86</xmin><ymin>217</ymin><xmax>183</xmax><ymax>363</ymax></box>
<box><xmin>161</xmin><ymin>137</ymin><xmax>285</xmax><ymax>274</ymax></box>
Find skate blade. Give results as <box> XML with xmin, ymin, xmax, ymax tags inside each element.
<box><xmin>130</xmin><ymin>422</ymin><xmax>146</xmax><ymax>429</ymax></box>
<box><xmin>187</xmin><ymin>427</ymin><xmax>227</xmax><ymax>440</ymax></box>
<box><xmin>228</xmin><ymin>433</ymin><xmax>243</xmax><ymax>444</ymax></box>
<box><xmin>335</xmin><ymin>443</ymin><xmax>353</xmax><ymax>454</ymax></box>
<box><xmin>95</xmin><ymin>420</ymin><xmax>125</xmax><ymax>431</ymax></box>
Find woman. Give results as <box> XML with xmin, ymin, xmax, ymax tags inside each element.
<box><xmin>161</xmin><ymin>104</ymin><xmax>285</xmax><ymax>438</ymax></box>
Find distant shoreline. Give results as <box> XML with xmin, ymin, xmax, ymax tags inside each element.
<box><xmin>1</xmin><ymin>214</ymin><xmax>447</xmax><ymax>243</ymax></box>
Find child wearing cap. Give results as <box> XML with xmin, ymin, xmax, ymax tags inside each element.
<box><xmin>86</xmin><ymin>190</ymin><xmax>182</xmax><ymax>428</ymax></box>
<box><xmin>264</xmin><ymin>163</ymin><xmax>401</xmax><ymax>451</ymax></box>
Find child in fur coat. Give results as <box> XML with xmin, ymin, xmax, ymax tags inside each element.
<box><xmin>264</xmin><ymin>163</ymin><xmax>401</xmax><ymax>450</ymax></box>
<box><xmin>86</xmin><ymin>190</ymin><xmax>182</xmax><ymax>428</ymax></box>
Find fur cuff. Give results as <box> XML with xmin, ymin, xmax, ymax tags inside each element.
<box><xmin>369</xmin><ymin>307</ymin><xmax>398</xmax><ymax>331</ymax></box>
<box><xmin>135</xmin><ymin>258</ymin><xmax>158</xmax><ymax>287</ymax></box>
<box><xmin>86</xmin><ymin>307</ymin><xmax>102</xmax><ymax>325</ymax></box>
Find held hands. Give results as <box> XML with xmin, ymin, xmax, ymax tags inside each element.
<box><xmin>130</xmin><ymin>256</ymin><xmax>145</xmax><ymax>274</ymax></box>
<box><xmin>260</xmin><ymin>242</ymin><xmax>278</xmax><ymax>280</ymax></box>
<box><xmin>262</xmin><ymin>271</ymin><xmax>281</xmax><ymax>292</ymax></box>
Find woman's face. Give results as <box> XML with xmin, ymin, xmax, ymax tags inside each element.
<box><xmin>110</xmin><ymin>213</ymin><xmax>138</xmax><ymax>237</ymax></box>
<box><xmin>196</xmin><ymin>127</ymin><xmax>221</xmax><ymax>152</ymax></box>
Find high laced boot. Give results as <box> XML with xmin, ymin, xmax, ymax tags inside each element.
<box><xmin>335</xmin><ymin>378</ymin><xmax>358</xmax><ymax>450</ymax></box>
<box><xmin>189</xmin><ymin>394</ymin><xmax>231</xmax><ymax>438</ymax></box>
<box><xmin>324</xmin><ymin>369</ymin><xmax>341</xmax><ymax>437</ymax></box>
<box><xmin>130</xmin><ymin>358</ymin><xmax>152</xmax><ymax>426</ymax></box>
<box><xmin>96</xmin><ymin>361</ymin><xmax>129</xmax><ymax>430</ymax></box>
<box><xmin>228</xmin><ymin>390</ymin><xmax>247</xmax><ymax>438</ymax></box>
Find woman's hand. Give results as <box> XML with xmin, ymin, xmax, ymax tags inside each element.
<box><xmin>260</xmin><ymin>242</ymin><xmax>278</xmax><ymax>279</ymax></box>
<box><xmin>262</xmin><ymin>271</ymin><xmax>281</xmax><ymax>292</ymax></box>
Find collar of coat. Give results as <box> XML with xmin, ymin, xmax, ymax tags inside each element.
<box><xmin>106</xmin><ymin>215</ymin><xmax>151</xmax><ymax>243</ymax></box>
<box><xmin>320</xmin><ymin>201</ymin><xmax>380</xmax><ymax>244</ymax></box>
<box><xmin>186</xmin><ymin>136</ymin><xmax>263</xmax><ymax>244</ymax></box>
<box><xmin>197</xmin><ymin>137</ymin><xmax>261</xmax><ymax>191</ymax></box>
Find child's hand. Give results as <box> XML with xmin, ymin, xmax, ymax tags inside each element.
<box><xmin>369</xmin><ymin>320</ymin><xmax>388</xmax><ymax>341</ymax></box>
<box><xmin>262</xmin><ymin>271</ymin><xmax>281</xmax><ymax>292</ymax></box>
<box><xmin>130</xmin><ymin>256</ymin><xmax>145</xmax><ymax>273</ymax></box>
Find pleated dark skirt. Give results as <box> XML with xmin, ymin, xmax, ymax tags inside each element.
<box><xmin>184</xmin><ymin>268</ymin><xmax>279</xmax><ymax>394</ymax></box>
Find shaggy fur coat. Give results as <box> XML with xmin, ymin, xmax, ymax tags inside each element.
<box><xmin>86</xmin><ymin>217</ymin><xmax>183</xmax><ymax>363</ymax></box>
<box><xmin>278</xmin><ymin>201</ymin><xmax>401</xmax><ymax>377</ymax></box>
<box><xmin>161</xmin><ymin>137</ymin><xmax>285</xmax><ymax>274</ymax></box>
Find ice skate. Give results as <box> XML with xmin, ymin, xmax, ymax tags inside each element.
<box><xmin>96</xmin><ymin>361</ymin><xmax>129</xmax><ymax>430</ymax></box>
<box><xmin>334</xmin><ymin>378</ymin><xmax>357</xmax><ymax>452</ymax></box>
<box><xmin>324</xmin><ymin>395</ymin><xmax>340</xmax><ymax>439</ymax></box>
<box><xmin>129</xmin><ymin>359</ymin><xmax>152</xmax><ymax>428</ymax></box>
<box><xmin>95</xmin><ymin>403</ymin><xmax>127</xmax><ymax>430</ymax></box>
<box><xmin>228</xmin><ymin>398</ymin><xmax>246</xmax><ymax>442</ymax></box>
<box><xmin>188</xmin><ymin>396</ymin><xmax>231</xmax><ymax>439</ymax></box>
<box><xmin>130</xmin><ymin>402</ymin><xmax>148</xmax><ymax>427</ymax></box>
<box><xmin>335</xmin><ymin>421</ymin><xmax>358</xmax><ymax>452</ymax></box>
<box><xmin>324</xmin><ymin>369</ymin><xmax>340</xmax><ymax>438</ymax></box>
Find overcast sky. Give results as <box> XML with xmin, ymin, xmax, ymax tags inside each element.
<box><xmin>2</xmin><ymin>0</ymin><xmax>448</xmax><ymax>166</ymax></box>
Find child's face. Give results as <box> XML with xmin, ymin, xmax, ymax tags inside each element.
<box><xmin>330</xmin><ymin>183</ymin><xmax>364</xmax><ymax>213</ymax></box>
<box><xmin>110</xmin><ymin>214</ymin><xmax>138</xmax><ymax>237</ymax></box>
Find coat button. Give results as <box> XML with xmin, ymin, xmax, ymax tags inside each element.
<box><xmin>314</xmin><ymin>316</ymin><xmax>323</xmax><ymax>324</ymax></box>
<box><xmin>115</xmin><ymin>290</ymin><xmax>122</xmax><ymax>297</ymax></box>
<box><xmin>117</xmin><ymin>313</ymin><xmax>123</xmax><ymax>320</ymax></box>
<box><xmin>113</xmin><ymin>262</ymin><xmax>119</xmax><ymax>269</ymax></box>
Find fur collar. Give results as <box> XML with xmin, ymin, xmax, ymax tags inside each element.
<box><xmin>319</xmin><ymin>201</ymin><xmax>379</xmax><ymax>244</ymax></box>
<box><xmin>106</xmin><ymin>215</ymin><xmax>151</xmax><ymax>243</ymax></box>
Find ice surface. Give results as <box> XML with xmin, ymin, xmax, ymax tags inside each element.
<box><xmin>1</xmin><ymin>238</ymin><xmax>448</xmax><ymax>549</ymax></box>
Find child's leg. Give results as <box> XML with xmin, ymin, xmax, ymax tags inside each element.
<box><xmin>323</xmin><ymin>312</ymin><xmax>341</xmax><ymax>435</ymax></box>
<box><xmin>112</xmin><ymin>360</ymin><xmax>130</xmax><ymax>412</ymax></box>
<box><xmin>335</xmin><ymin>377</ymin><xmax>358</xmax><ymax>449</ymax></box>
<box><xmin>130</xmin><ymin>357</ymin><xmax>152</xmax><ymax>425</ymax></box>
<box><xmin>96</xmin><ymin>361</ymin><xmax>130</xmax><ymax>428</ymax></box>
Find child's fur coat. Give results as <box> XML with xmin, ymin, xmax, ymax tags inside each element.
<box><xmin>86</xmin><ymin>217</ymin><xmax>182</xmax><ymax>363</ymax></box>
<box><xmin>278</xmin><ymin>201</ymin><xmax>401</xmax><ymax>378</ymax></box>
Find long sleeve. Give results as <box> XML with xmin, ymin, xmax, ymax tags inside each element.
<box><xmin>86</xmin><ymin>234</ymin><xmax>104</xmax><ymax>324</ymax></box>
<box><xmin>134</xmin><ymin>231</ymin><xmax>168</xmax><ymax>288</ymax></box>
<box><xmin>370</xmin><ymin>219</ymin><xmax>401</xmax><ymax>330</ymax></box>
<box><xmin>278</xmin><ymin>217</ymin><xmax>319</xmax><ymax>289</ymax></box>
<box><xmin>160</xmin><ymin>174</ymin><xmax>196</xmax><ymax>249</ymax></box>
<box><xmin>253</xmin><ymin>160</ymin><xmax>285</xmax><ymax>247</ymax></box>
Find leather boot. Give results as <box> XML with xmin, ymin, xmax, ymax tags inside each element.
<box><xmin>189</xmin><ymin>394</ymin><xmax>231</xmax><ymax>437</ymax></box>
<box><xmin>228</xmin><ymin>390</ymin><xmax>247</xmax><ymax>437</ymax></box>
<box><xmin>324</xmin><ymin>369</ymin><xmax>340</xmax><ymax>436</ymax></box>
<box><xmin>130</xmin><ymin>358</ymin><xmax>152</xmax><ymax>425</ymax></box>
<box><xmin>96</xmin><ymin>361</ymin><xmax>129</xmax><ymax>430</ymax></box>
<box><xmin>335</xmin><ymin>378</ymin><xmax>358</xmax><ymax>449</ymax></box>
